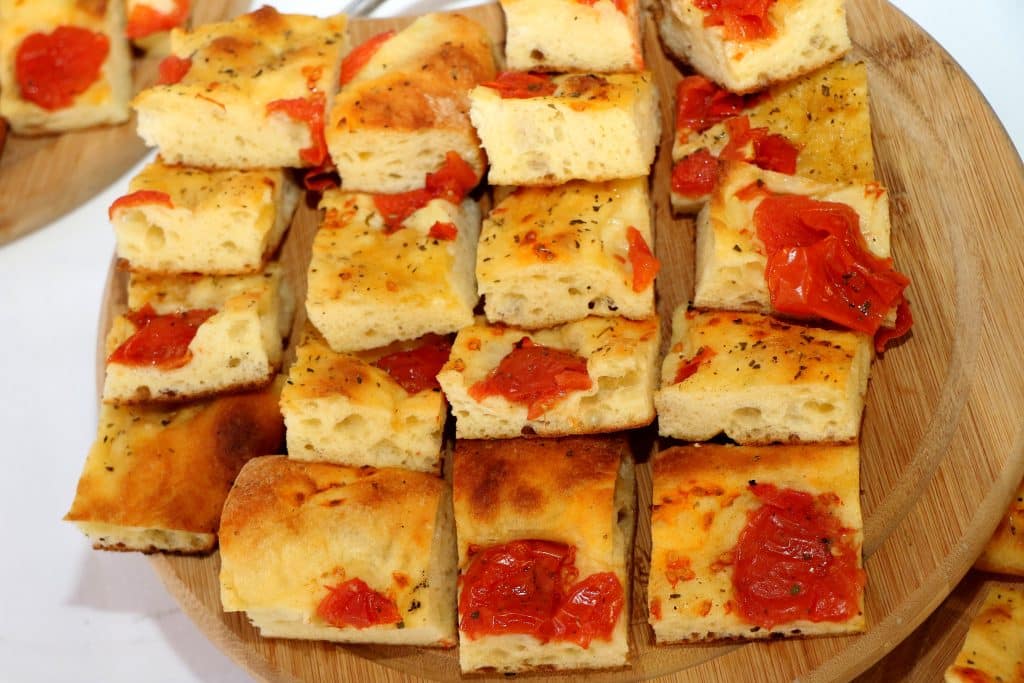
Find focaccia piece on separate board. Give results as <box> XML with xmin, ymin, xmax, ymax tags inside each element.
<box><xmin>671</xmin><ymin>60</ymin><xmax>875</xmax><ymax>213</ymax></box>
<box><xmin>469</xmin><ymin>72</ymin><xmax>659</xmax><ymax>186</ymax></box>
<box><xmin>655</xmin><ymin>309</ymin><xmax>872</xmax><ymax>443</ymax></box>
<box><xmin>0</xmin><ymin>0</ymin><xmax>131</xmax><ymax>134</ymax></box>
<box><xmin>945</xmin><ymin>584</ymin><xmax>1024</xmax><ymax>683</ymax></box>
<box><xmin>500</xmin><ymin>0</ymin><xmax>644</xmax><ymax>74</ymax></box>
<box><xmin>65</xmin><ymin>378</ymin><xmax>284</xmax><ymax>553</ymax></box>
<box><xmin>975</xmin><ymin>474</ymin><xmax>1024</xmax><ymax>576</ymax></box>
<box><xmin>219</xmin><ymin>457</ymin><xmax>456</xmax><ymax>647</ymax></box>
<box><xmin>453</xmin><ymin>437</ymin><xmax>635</xmax><ymax>673</ymax></box>
<box><xmin>656</xmin><ymin>0</ymin><xmax>850</xmax><ymax>94</ymax></box>
<box><xmin>280</xmin><ymin>328</ymin><xmax>449</xmax><ymax>473</ymax></box>
<box><xmin>649</xmin><ymin>444</ymin><xmax>866</xmax><ymax>643</ymax></box>
<box><xmin>478</xmin><ymin>178</ymin><xmax>656</xmax><ymax>328</ymax></box>
<box><xmin>110</xmin><ymin>160</ymin><xmax>300</xmax><ymax>275</ymax></box>
<box><xmin>694</xmin><ymin>161</ymin><xmax>890</xmax><ymax>314</ymax></box>
<box><xmin>306</xmin><ymin>190</ymin><xmax>480</xmax><ymax>353</ymax></box>
<box><xmin>133</xmin><ymin>7</ymin><xmax>348</xmax><ymax>168</ymax></box>
<box><xmin>327</xmin><ymin>13</ymin><xmax>496</xmax><ymax>194</ymax></box>
<box><xmin>102</xmin><ymin>265</ymin><xmax>293</xmax><ymax>404</ymax></box>
<box><xmin>437</xmin><ymin>315</ymin><xmax>659</xmax><ymax>439</ymax></box>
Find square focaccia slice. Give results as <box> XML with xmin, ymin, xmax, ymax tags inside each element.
<box><xmin>306</xmin><ymin>190</ymin><xmax>479</xmax><ymax>353</ymax></box>
<box><xmin>438</xmin><ymin>316</ymin><xmax>659</xmax><ymax>439</ymax></box>
<box><xmin>945</xmin><ymin>585</ymin><xmax>1024</xmax><ymax>683</ymax></box>
<box><xmin>694</xmin><ymin>161</ymin><xmax>890</xmax><ymax>314</ymax></box>
<box><xmin>975</xmin><ymin>474</ymin><xmax>1024</xmax><ymax>576</ymax></box>
<box><xmin>649</xmin><ymin>444</ymin><xmax>866</xmax><ymax>643</ymax></box>
<box><xmin>656</xmin><ymin>0</ymin><xmax>850</xmax><ymax>94</ymax></box>
<box><xmin>470</xmin><ymin>71</ymin><xmax>659</xmax><ymax>186</ymax></box>
<box><xmin>65</xmin><ymin>378</ymin><xmax>284</xmax><ymax>553</ymax></box>
<box><xmin>280</xmin><ymin>328</ymin><xmax>450</xmax><ymax>473</ymax></box>
<box><xmin>478</xmin><ymin>178</ymin><xmax>656</xmax><ymax>328</ymax></box>
<box><xmin>655</xmin><ymin>309</ymin><xmax>872</xmax><ymax>443</ymax></box>
<box><xmin>453</xmin><ymin>437</ymin><xmax>635</xmax><ymax>673</ymax></box>
<box><xmin>0</xmin><ymin>0</ymin><xmax>131</xmax><ymax>134</ymax></box>
<box><xmin>102</xmin><ymin>265</ymin><xmax>293</xmax><ymax>404</ymax></box>
<box><xmin>219</xmin><ymin>456</ymin><xmax>456</xmax><ymax>646</ymax></box>
<box><xmin>110</xmin><ymin>160</ymin><xmax>300</xmax><ymax>275</ymax></box>
<box><xmin>327</xmin><ymin>13</ymin><xmax>496</xmax><ymax>194</ymax></box>
<box><xmin>671</xmin><ymin>60</ymin><xmax>875</xmax><ymax>213</ymax></box>
<box><xmin>501</xmin><ymin>0</ymin><xmax>643</xmax><ymax>74</ymax></box>
<box><xmin>133</xmin><ymin>7</ymin><xmax>348</xmax><ymax>168</ymax></box>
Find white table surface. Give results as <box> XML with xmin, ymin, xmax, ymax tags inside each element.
<box><xmin>1</xmin><ymin>1</ymin><xmax>1020</xmax><ymax>681</ymax></box>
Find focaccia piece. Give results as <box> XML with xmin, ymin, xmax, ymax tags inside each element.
<box><xmin>110</xmin><ymin>160</ymin><xmax>300</xmax><ymax>275</ymax></box>
<box><xmin>306</xmin><ymin>190</ymin><xmax>479</xmax><ymax>353</ymax></box>
<box><xmin>219</xmin><ymin>456</ymin><xmax>456</xmax><ymax>647</ymax></box>
<box><xmin>327</xmin><ymin>13</ymin><xmax>496</xmax><ymax>194</ymax></box>
<box><xmin>650</xmin><ymin>444</ymin><xmax>866</xmax><ymax>643</ymax></box>
<box><xmin>102</xmin><ymin>265</ymin><xmax>293</xmax><ymax>404</ymax></box>
<box><xmin>65</xmin><ymin>379</ymin><xmax>284</xmax><ymax>553</ymax></box>
<box><xmin>469</xmin><ymin>72</ymin><xmax>660</xmax><ymax>186</ymax></box>
<box><xmin>501</xmin><ymin>0</ymin><xmax>644</xmax><ymax>74</ymax></box>
<box><xmin>694</xmin><ymin>161</ymin><xmax>890</xmax><ymax>313</ymax></box>
<box><xmin>133</xmin><ymin>7</ymin><xmax>348</xmax><ymax>168</ymax></box>
<box><xmin>975</xmin><ymin>475</ymin><xmax>1024</xmax><ymax>576</ymax></box>
<box><xmin>671</xmin><ymin>60</ymin><xmax>875</xmax><ymax>213</ymax></box>
<box><xmin>453</xmin><ymin>437</ymin><xmax>635</xmax><ymax>672</ymax></box>
<box><xmin>437</xmin><ymin>316</ymin><xmax>659</xmax><ymax>439</ymax></box>
<box><xmin>478</xmin><ymin>178</ymin><xmax>656</xmax><ymax>328</ymax></box>
<box><xmin>280</xmin><ymin>329</ymin><xmax>449</xmax><ymax>473</ymax></box>
<box><xmin>945</xmin><ymin>585</ymin><xmax>1024</xmax><ymax>683</ymax></box>
<box><xmin>656</xmin><ymin>0</ymin><xmax>850</xmax><ymax>94</ymax></box>
<box><xmin>655</xmin><ymin>309</ymin><xmax>872</xmax><ymax>443</ymax></box>
<box><xmin>0</xmin><ymin>0</ymin><xmax>131</xmax><ymax>134</ymax></box>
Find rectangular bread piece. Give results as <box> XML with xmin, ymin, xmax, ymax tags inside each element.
<box><xmin>501</xmin><ymin>0</ymin><xmax>644</xmax><ymax>74</ymax></box>
<box><xmin>453</xmin><ymin>437</ymin><xmax>635</xmax><ymax>673</ymax></box>
<box><xmin>469</xmin><ymin>72</ymin><xmax>660</xmax><ymax>186</ymax></box>
<box><xmin>671</xmin><ymin>60</ymin><xmax>875</xmax><ymax>213</ymax></box>
<box><xmin>306</xmin><ymin>190</ymin><xmax>479</xmax><ymax>353</ymax></box>
<box><xmin>478</xmin><ymin>178</ymin><xmax>657</xmax><ymax>328</ymax></box>
<box><xmin>64</xmin><ymin>378</ymin><xmax>284</xmax><ymax>553</ymax></box>
<box><xmin>133</xmin><ymin>7</ymin><xmax>348</xmax><ymax>168</ymax></box>
<box><xmin>327</xmin><ymin>13</ymin><xmax>496</xmax><ymax>194</ymax></box>
<box><xmin>945</xmin><ymin>585</ymin><xmax>1024</xmax><ymax>683</ymax></box>
<box><xmin>0</xmin><ymin>0</ymin><xmax>132</xmax><ymax>134</ymax></box>
<box><xmin>655</xmin><ymin>308</ymin><xmax>872</xmax><ymax>443</ymax></box>
<box><xmin>437</xmin><ymin>316</ymin><xmax>659</xmax><ymax>439</ymax></box>
<box><xmin>656</xmin><ymin>0</ymin><xmax>850</xmax><ymax>94</ymax></box>
<box><xmin>280</xmin><ymin>328</ymin><xmax>449</xmax><ymax>473</ymax></box>
<box><xmin>649</xmin><ymin>443</ymin><xmax>866</xmax><ymax>643</ymax></box>
<box><xmin>110</xmin><ymin>160</ymin><xmax>300</xmax><ymax>275</ymax></box>
<box><xmin>219</xmin><ymin>456</ymin><xmax>457</xmax><ymax>646</ymax></box>
<box><xmin>975</xmin><ymin>474</ymin><xmax>1024</xmax><ymax>576</ymax></box>
<box><xmin>102</xmin><ymin>265</ymin><xmax>293</xmax><ymax>404</ymax></box>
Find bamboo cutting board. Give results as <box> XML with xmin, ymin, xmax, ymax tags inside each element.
<box><xmin>91</xmin><ymin>1</ymin><xmax>1024</xmax><ymax>680</ymax></box>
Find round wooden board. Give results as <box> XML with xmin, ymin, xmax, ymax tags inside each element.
<box><xmin>90</xmin><ymin>0</ymin><xmax>1024</xmax><ymax>680</ymax></box>
<box><xmin>0</xmin><ymin>0</ymin><xmax>247</xmax><ymax>246</ymax></box>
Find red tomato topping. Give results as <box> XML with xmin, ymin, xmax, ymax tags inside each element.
<box><xmin>126</xmin><ymin>0</ymin><xmax>190</xmax><ymax>40</ymax></box>
<box><xmin>108</xmin><ymin>190</ymin><xmax>174</xmax><ymax>220</ymax></box>
<box><xmin>428</xmin><ymin>221</ymin><xmax>459</xmax><ymax>241</ymax></box>
<box><xmin>302</xmin><ymin>161</ymin><xmax>340</xmax><ymax>192</ymax></box>
<box><xmin>674</xmin><ymin>345</ymin><xmax>716</xmax><ymax>384</ymax></box>
<box><xmin>872</xmin><ymin>298</ymin><xmax>913</xmax><ymax>353</ymax></box>
<box><xmin>316</xmin><ymin>578</ymin><xmax>401</xmax><ymax>629</ymax></box>
<box><xmin>694</xmin><ymin>0</ymin><xmax>777</xmax><ymax>41</ymax></box>
<box><xmin>15</xmin><ymin>27</ymin><xmax>109</xmax><ymax>111</ymax></box>
<box><xmin>626</xmin><ymin>226</ymin><xmax>660</xmax><ymax>292</ymax></box>
<box><xmin>754</xmin><ymin>194</ymin><xmax>912</xmax><ymax>343</ymax></box>
<box><xmin>372</xmin><ymin>151</ymin><xmax>478</xmax><ymax>232</ymax></box>
<box><xmin>675</xmin><ymin>75</ymin><xmax>751</xmax><ymax>135</ymax></box>
<box><xmin>575</xmin><ymin>0</ymin><xmax>629</xmax><ymax>13</ymax></box>
<box><xmin>665</xmin><ymin>556</ymin><xmax>696</xmax><ymax>586</ymax></box>
<box><xmin>157</xmin><ymin>55</ymin><xmax>192</xmax><ymax>85</ymax></box>
<box><xmin>672</xmin><ymin>149</ymin><xmax>720</xmax><ymax>198</ymax></box>
<box><xmin>266</xmin><ymin>92</ymin><xmax>328</xmax><ymax>166</ymax></box>
<box><xmin>459</xmin><ymin>540</ymin><xmax>623</xmax><ymax>647</ymax></box>
<box><xmin>468</xmin><ymin>337</ymin><xmax>592</xmax><ymax>419</ymax></box>
<box><xmin>480</xmin><ymin>71</ymin><xmax>557</xmax><ymax>99</ymax></box>
<box><xmin>107</xmin><ymin>304</ymin><xmax>216</xmax><ymax>369</ymax></box>
<box><xmin>732</xmin><ymin>483</ymin><xmax>866</xmax><ymax>629</ymax></box>
<box><xmin>339</xmin><ymin>30</ymin><xmax>395</xmax><ymax>86</ymax></box>
<box><xmin>720</xmin><ymin>116</ymin><xmax>798</xmax><ymax>174</ymax></box>
<box><xmin>373</xmin><ymin>335</ymin><xmax>452</xmax><ymax>394</ymax></box>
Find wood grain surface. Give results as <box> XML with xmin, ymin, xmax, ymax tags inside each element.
<box><xmin>0</xmin><ymin>0</ymin><xmax>247</xmax><ymax>246</ymax></box>
<box><xmin>90</xmin><ymin>0</ymin><xmax>1024</xmax><ymax>680</ymax></box>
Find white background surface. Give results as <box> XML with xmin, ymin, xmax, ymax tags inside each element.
<box><xmin>0</xmin><ymin>1</ymin><xmax>1020</xmax><ymax>681</ymax></box>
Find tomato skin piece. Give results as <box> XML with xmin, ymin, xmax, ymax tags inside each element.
<box><xmin>720</xmin><ymin>116</ymin><xmax>799</xmax><ymax>174</ymax></box>
<box><xmin>673</xmin><ymin>345</ymin><xmax>716</xmax><ymax>384</ymax></box>
<box><xmin>339</xmin><ymin>30</ymin><xmax>395</xmax><ymax>86</ymax></box>
<box><xmin>544</xmin><ymin>572</ymin><xmax>624</xmax><ymax>648</ymax></box>
<box><xmin>480</xmin><ymin>71</ymin><xmax>557</xmax><ymax>99</ymax></box>
<box><xmin>16</xmin><ymin>27</ymin><xmax>109</xmax><ymax>111</ymax></box>
<box><xmin>107</xmin><ymin>304</ymin><xmax>216</xmax><ymax>369</ymax></box>
<box><xmin>694</xmin><ymin>0</ymin><xmax>777</xmax><ymax>41</ymax></box>
<box><xmin>265</xmin><ymin>92</ymin><xmax>328</xmax><ymax>167</ymax></box>
<box><xmin>372</xmin><ymin>335</ymin><xmax>452</xmax><ymax>394</ymax></box>
<box><xmin>108</xmin><ymin>190</ymin><xmax>174</xmax><ymax>220</ymax></box>
<box><xmin>316</xmin><ymin>578</ymin><xmax>401</xmax><ymax>629</ymax></box>
<box><xmin>671</xmin><ymin>149</ymin><xmax>720</xmax><ymax>197</ymax></box>
<box><xmin>873</xmin><ymin>298</ymin><xmax>913</xmax><ymax>353</ymax></box>
<box><xmin>157</xmin><ymin>55</ymin><xmax>192</xmax><ymax>85</ymax></box>
<box><xmin>675</xmin><ymin>75</ymin><xmax>750</xmax><ymax>135</ymax></box>
<box><xmin>126</xmin><ymin>0</ymin><xmax>190</xmax><ymax>39</ymax></box>
<box><xmin>428</xmin><ymin>221</ymin><xmax>458</xmax><ymax>241</ymax></box>
<box><xmin>626</xmin><ymin>226</ymin><xmax>660</xmax><ymax>292</ymax></box>
<box><xmin>372</xmin><ymin>151</ymin><xmax>478</xmax><ymax>232</ymax></box>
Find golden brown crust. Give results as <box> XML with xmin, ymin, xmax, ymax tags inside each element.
<box><xmin>976</xmin><ymin>476</ymin><xmax>1024</xmax><ymax>576</ymax></box>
